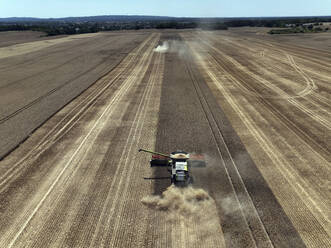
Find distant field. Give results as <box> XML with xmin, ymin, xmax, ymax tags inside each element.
<box><xmin>0</xmin><ymin>28</ymin><xmax>329</xmax><ymax>247</ymax></box>
<box><xmin>229</xmin><ymin>26</ymin><xmax>331</xmax><ymax>50</ymax></box>
<box><xmin>266</xmin><ymin>31</ymin><xmax>331</xmax><ymax>50</ymax></box>
<box><xmin>0</xmin><ymin>30</ymin><xmax>149</xmax><ymax>158</ymax></box>
<box><xmin>0</xmin><ymin>31</ymin><xmax>63</xmax><ymax>47</ymax></box>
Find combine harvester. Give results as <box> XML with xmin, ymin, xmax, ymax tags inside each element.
<box><xmin>138</xmin><ymin>149</ymin><xmax>206</xmax><ymax>187</ymax></box>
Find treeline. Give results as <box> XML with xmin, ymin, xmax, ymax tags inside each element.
<box><xmin>0</xmin><ymin>20</ymin><xmax>228</xmax><ymax>36</ymax></box>
<box><xmin>0</xmin><ymin>24</ymin><xmax>30</xmax><ymax>32</ymax></box>
<box><xmin>154</xmin><ymin>21</ymin><xmax>228</xmax><ymax>30</ymax></box>
<box><xmin>223</xmin><ymin>16</ymin><xmax>331</xmax><ymax>28</ymax></box>
<box><xmin>0</xmin><ymin>16</ymin><xmax>330</xmax><ymax>36</ymax></box>
<box><xmin>269</xmin><ymin>23</ymin><xmax>329</xmax><ymax>34</ymax></box>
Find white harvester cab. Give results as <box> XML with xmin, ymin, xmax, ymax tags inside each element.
<box><xmin>170</xmin><ymin>152</ymin><xmax>189</xmax><ymax>184</ymax></box>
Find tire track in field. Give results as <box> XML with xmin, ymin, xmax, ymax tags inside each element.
<box><xmin>0</xmin><ymin>34</ymin><xmax>112</xmax><ymax>71</ymax></box>
<box><xmin>184</xmin><ymin>51</ymin><xmax>273</xmax><ymax>248</ymax></box>
<box><xmin>239</xmin><ymin>35</ymin><xmax>331</xmax><ymax>71</ymax></box>
<box><xmin>89</xmin><ymin>34</ymin><xmax>160</xmax><ymax>247</ymax></box>
<box><xmin>192</xmin><ymin>39</ymin><xmax>328</xmax><ymax>208</ymax></box>
<box><xmin>0</xmin><ymin>34</ymin><xmax>155</xmax><ymax>193</ymax></box>
<box><xmin>0</xmin><ymin>33</ymin><xmax>100</xmax><ymax>60</ymax></box>
<box><xmin>152</xmin><ymin>34</ymin><xmax>229</xmax><ymax>247</ymax></box>
<box><xmin>31</xmin><ymin>42</ymin><xmax>162</xmax><ymax>247</ymax></box>
<box><xmin>203</xmin><ymin>51</ymin><xmax>331</xmax><ymax>215</ymax></box>
<box><xmin>35</xmin><ymin>43</ymin><xmax>162</xmax><ymax>247</ymax></box>
<box><xmin>0</xmin><ymin>35</ymin><xmax>112</xmax><ymax>90</ymax></box>
<box><xmin>248</xmin><ymin>52</ymin><xmax>331</xmax><ymax>111</ymax></box>
<box><xmin>199</xmin><ymin>53</ymin><xmax>330</xmax><ymax>247</ymax></box>
<box><xmin>187</xmin><ymin>37</ymin><xmax>330</xmax><ymax>247</ymax></box>
<box><xmin>57</xmin><ymin>35</ymin><xmax>163</xmax><ymax>248</ymax></box>
<box><xmin>190</xmin><ymin>34</ymin><xmax>330</xmax><ymax>159</ymax></box>
<box><xmin>5</xmin><ymin>59</ymin><xmax>135</xmax><ymax>247</ymax></box>
<box><xmin>211</xmin><ymin>51</ymin><xmax>330</xmax><ymax>159</ymax></box>
<box><xmin>198</xmin><ymin>37</ymin><xmax>331</xmax><ymax>131</ymax></box>
<box><xmin>244</xmin><ymin>45</ymin><xmax>331</xmax><ymax>110</ymax></box>
<box><xmin>205</xmin><ymin>33</ymin><xmax>331</xmax><ymax>108</ymax></box>
<box><xmin>0</xmin><ymin>35</ymin><xmax>151</xmax><ymax>125</ymax></box>
<box><xmin>229</xmin><ymin>50</ymin><xmax>331</xmax><ymax>127</ymax></box>
<box><xmin>107</xmin><ymin>46</ymin><xmax>164</xmax><ymax>248</ymax></box>
<box><xmin>0</xmin><ymin>33</ymin><xmax>159</xmax><ymax>248</ymax></box>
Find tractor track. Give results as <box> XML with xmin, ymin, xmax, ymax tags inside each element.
<box><xmin>183</xmin><ymin>52</ymin><xmax>273</xmax><ymax>248</ymax></box>
<box><xmin>0</xmin><ymin>33</ymin><xmax>137</xmax><ymax>89</ymax></box>
<box><xmin>183</xmin><ymin>40</ymin><xmax>310</xmax><ymax>247</ymax></box>
<box><xmin>195</xmin><ymin>44</ymin><xmax>331</xmax><ymax>220</ymax></box>
<box><xmin>0</xmin><ymin>31</ymin><xmax>149</xmax><ymax>159</ymax></box>
<box><xmin>197</xmin><ymin>34</ymin><xmax>331</xmax><ymax>132</ymax></box>
<box><xmin>207</xmin><ymin>33</ymin><xmax>331</xmax><ymax>96</ymax></box>
<box><xmin>98</xmin><ymin>47</ymin><xmax>162</xmax><ymax>248</ymax></box>
<box><xmin>183</xmin><ymin>31</ymin><xmax>330</xmax><ymax>247</ymax></box>
<box><xmin>228</xmin><ymin>34</ymin><xmax>331</xmax><ymax>71</ymax></box>
<box><xmin>0</xmin><ymin>33</ymin><xmax>163</xmax><ymax>247</ymax></box>
<box><xmin>0</xmin><ymin>36</ymin><xmax>138</xmax><ymax>124</ymax></box>
<box><xmin>0</xmin><ymin>29</ymin><xmax>330</xmax><ymax>247</ymax></box>
<box><xmin>0</xmin><ymin>34</ymin><xmax>105</xmax><ymax>71</ymax></box>
<box><xmin>216</xmin><ymin>36</ymin><xmax>331</xmax><ymax>110</ymax></box>
<box><xmin>220</xmin><ymin>36</ymin><xmax>331</xmax><ymax>127</ymax></box>
<box><xmin>196</xmin><ymin>34</ymin><xmax>330</xmax><ymax>159</ymax></box>
<box><xmin>152</xmin><ymin>32</ymin><xmax>306</xmax><ymax>247</ymax></box>
<box><xmin>89</xmin><ymin>35</ymin><xmax>159</xmax><ymax>247</ymax></box>
<box><xmin>201</xmin><ymin>50</ymin><xmax>331</xmax><ymax>237</ymax></box>
<box><xmin>209</xmin><ymin>52</ymin><xmax>330</xmax><ymax>157</ymax></box>
<box><xmin>0</xmin><ymin>34</ymin><xmax>156</xmax><ymax>192</ymax></box>
<box><xmin>63</xmin><ymin>34</ymin><xmax>164</xmax><ymax>248</ymax></box>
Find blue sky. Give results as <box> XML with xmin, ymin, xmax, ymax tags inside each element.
<box><xmin>1</xmin><ymin>0</ymin><xmax>331</xmax><ymax>18</ymax></box>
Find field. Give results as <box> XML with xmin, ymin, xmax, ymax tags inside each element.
<box><xmin>0</xmin><ymin>28</ymin><xmax>330</xmax><ymax>247</ymax></box>
<box><xmin>0</xmin><ymin>31</ymin><xmax>64</xmax><ymax>48</ymax></box>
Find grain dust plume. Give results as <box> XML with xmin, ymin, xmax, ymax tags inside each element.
<box><xmin>154</xmin><ymin>41</ymin><xmax>169</xmax><ymax>53</ymax></box>
<box><xmin>154</xmin><ymin>40</ymin><xmax>188</xmax><ymax>58</ymax></box>
<box><xmin>142</xmin><ymin>186</ymin><xmax>225</xmax><ymax>247</ymax></box>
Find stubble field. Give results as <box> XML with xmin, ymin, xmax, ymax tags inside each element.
<box><xmin>0</xmin><ymin>28</ymin><xmax>330</xmax><ymax>247</ymax></box>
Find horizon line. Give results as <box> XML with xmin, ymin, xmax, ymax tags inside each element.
<box><xmin>1</xmin><ymin>14</ymin><xmax>331</xmax><ymax>19</ymax></box>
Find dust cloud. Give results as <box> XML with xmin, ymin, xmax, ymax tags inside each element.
<box><xmin>154</xmin><ymin>40</ymin><xmax>188</xmax><ymax>58</ymax></box>
<box><xmin>142</xmin><ymin>185</ymin><xmax>225</xmax><ymax>247</ymax></box>
<box><xmin>154</xmin><ymin>41</ymin><xmax>170</xmax><ymax>53</ymax></box>
<box><xmin>202</xmin><ymin>153</ymin><xmax>248</xmax><ymax>217</ymax></box>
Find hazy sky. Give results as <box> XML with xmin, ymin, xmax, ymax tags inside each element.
<box><xmin>1</xmin><ymin>0</ymin><xmax>331</xmax><ymax>18</ymax></box>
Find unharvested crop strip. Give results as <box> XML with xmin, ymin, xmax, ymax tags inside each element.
<box><xmin>108</xmin><ymin>48</ymin><xmax>164</xmax><ymax>248</ymax></box>
<box><xmin>89</xmin><ymin>34</ymin><xmax>160</xmax><ymax>247</ymax></box>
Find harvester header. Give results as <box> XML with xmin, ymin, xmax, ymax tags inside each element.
<box><xmin>139</xmin><ymin>149</ymin><xmax>206</xmax><ymax>187</ymax></box>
